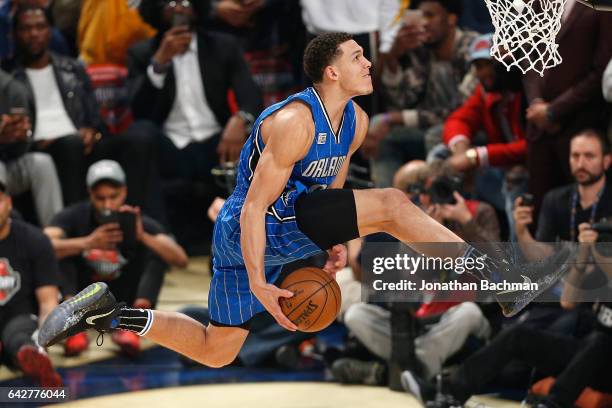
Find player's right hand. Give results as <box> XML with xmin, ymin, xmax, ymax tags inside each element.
<box><xmin>87</xmin><ymin>223</ymin><xmax>123</xmax><ymax>250</ymax></box>
<box><xmin>251</xmin><ymin>283</ymin><xmax>298</xmax><ymax>331</ymax></box>
<box><xmin>153</xmin><ymin>26</ymin><xmax>192</xmax><ymax>65</ymax></box>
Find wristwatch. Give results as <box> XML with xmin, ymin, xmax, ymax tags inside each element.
<box><xmin>465</xmin><ymin>148</ymin><xmax>479</xmax><ymax>166</ymax></box>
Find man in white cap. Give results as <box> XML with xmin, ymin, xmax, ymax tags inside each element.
<box><xmin>44</xmin><ymin>159</ymin><xmax>187</xmax><ymax>357</ymax></box>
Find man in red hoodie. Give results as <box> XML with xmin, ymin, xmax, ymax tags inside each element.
<box><xmin>442</xmin><ymin>33</ymin><xmax>527</xmax><ymax>238</ymax></box>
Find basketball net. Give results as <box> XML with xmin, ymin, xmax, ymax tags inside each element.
<box><xmin>484</xmin><ymin>0</ymin><xmax>566</xmax><ymax>76</ymax></box>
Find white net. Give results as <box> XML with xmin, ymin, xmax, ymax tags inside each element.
<box><xmin>484</xmin><ymin>0</ymin><xmax>566</xmax><ymax>76</ymax></box>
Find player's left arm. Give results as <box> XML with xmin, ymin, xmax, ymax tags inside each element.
<box><xmin>329</xmin><ymin>102</ymin><xmax>369</xmax><ymax>189</ymax></box>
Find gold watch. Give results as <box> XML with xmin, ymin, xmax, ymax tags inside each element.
<box><xmin>465</xmin><ymin>148</ymin><xmax>478</xmax><ymax>166</ymax></box>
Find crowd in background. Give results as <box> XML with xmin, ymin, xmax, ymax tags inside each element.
<box><xmin>1</xmin><ymin>1</ymin><xmax>612</xmax><ymax>407</ymax></box>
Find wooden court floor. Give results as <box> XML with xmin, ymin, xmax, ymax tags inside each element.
<box><xmin>4</xmin><ymin>257</ymin><xmax>521</xmax><ymax>407</ymax></box>
<box><xmin>51</xmin><ymin>382</ymin><xmax>521</xmax><ymax>408</ymax></box>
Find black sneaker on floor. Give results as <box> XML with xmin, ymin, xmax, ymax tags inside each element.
<box><xmin>39</xmin><ymin>282</ymin><xmax>123</xmax><ymax>347</ymax></box>
<box><xmin>331</xmin><ymin>358</ymin><xmax>386</xmax><ymax>386</ymax></box>
<box><xmin>494</xmin><ymin>244</ymin><xmax>575</xmax><ymax>317</ymax></box>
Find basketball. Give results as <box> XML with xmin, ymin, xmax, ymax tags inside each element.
<box><xmin>278</xmin><ymin>267</ymin><xmax>342</xmax><ymax>332</ymax></box>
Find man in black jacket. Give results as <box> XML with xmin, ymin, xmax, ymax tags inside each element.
<box><xmin>0</xmin><ymin>68</ymin><xmax>62</xmax><ymax>226</ymax></box>
<box><xmin>10</xmin><ymin>4</ymin><xmax>164</xmax><ymax>222</ymax></box>
<box><xmin>128</xmin><ymin>0</ymin><xmax>262</xmax><ymax>187</ymax></box>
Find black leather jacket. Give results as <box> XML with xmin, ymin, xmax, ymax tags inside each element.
<box><xmin>12</xmin><ymin>53</ymin><xmax>107</xmax><ymax>136</ymax></box>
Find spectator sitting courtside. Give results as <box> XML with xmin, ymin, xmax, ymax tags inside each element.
<box><xmin>44</xmin><ymin>160</ymin><xmax>187</xmax><ymax>357</ymax></box>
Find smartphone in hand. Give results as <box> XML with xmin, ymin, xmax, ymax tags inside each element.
<box><xmin>97</xmin><ymin>210</ymin><xmax>137</xmax><ymax>245</ymax></box>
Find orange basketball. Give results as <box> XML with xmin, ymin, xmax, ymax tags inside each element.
<box><xmin>278</xmin><ymin>267</ymin><xmax>342</xmax><ymax>332</ymax></box>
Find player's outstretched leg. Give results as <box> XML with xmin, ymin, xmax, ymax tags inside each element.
<box><xmin>39</xmin><ymin>282</ymin><xmax>248</xmax><ymax>368</ymax></box>
<box><xmin>352</xmin><ymin>188</ymin><xmax>573</xmax><ymax>317</ymax></box>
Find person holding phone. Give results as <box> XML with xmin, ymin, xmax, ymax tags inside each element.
<box><xmin>128</xmin><ymin>0</ymin><xmax>262</xmax><ymax>190</ymax></box>
<box><xmin>365</xmin><ymin>0</ymin><xmax>479</xmax><ymax>188</ymax></box>
<box><xmin>0</xmin><ymin>68</ymin><xmax>63</xmax><ymax>226</ymax></box>
<box><xmin>43</xmin><ymin>160</ymin><xmax>188</xmax><ymax>357</ymax></box>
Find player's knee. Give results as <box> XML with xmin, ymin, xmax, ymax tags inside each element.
<box><xmin>202</xmin><ymin>356</ymin><xmax>233</xmax><ymax>368</ymax></box>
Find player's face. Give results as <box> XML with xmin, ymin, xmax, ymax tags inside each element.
<box><xmin>0</xmin><ymin>192</ymin><xmax>12</xmax><ymax>231</ymax></box>
<box><xmin>333</xmin><ymin>40</ymin><xmax>373</xmax><ymax>96</ymax></box>
<box><xmin>570</xmin><ymin>135</ymin><xmax>611</xmax><ymax>186</ymax></box>
<box><xmin>89</xmin><ymin>183</ymin><xmax>127</xmax><ymax>213</ymax></box>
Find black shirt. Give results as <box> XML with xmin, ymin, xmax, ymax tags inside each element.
<box><xmin>536</xmin><ymin>181</ymin><xmax>612</xmax><ymax>242</ymax></box>
<box><xmin>0</xmin><ymin>220</ymin><xmax>60</xmax><ymax>321</ymax></box>
<box><xmin>50</xmin><ymin>202</ymin><xmax>165</xmax><ymax>282</ymax></box>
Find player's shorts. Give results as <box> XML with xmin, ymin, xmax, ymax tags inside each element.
<box><xmin>208</xmin><ymin>188</ymin><xmax>359</xmax><ymax>328</ymax></box>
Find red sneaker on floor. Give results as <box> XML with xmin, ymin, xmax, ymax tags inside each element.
<box><xmin>16</xmin><ymin>344</ymin><xmax>62</xmax><ymax>387</ymax></box>
<box><xmin>112</xmin><ymin>330</ymin><xmax>140</xmax><ymax>357</ymax></box>
<box><xmin>64</xmin><ymin>332</ymin><xmax>89</xmax><ymax>356</ymax></box>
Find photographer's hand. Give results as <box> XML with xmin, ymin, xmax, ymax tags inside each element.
<box><xmin>440</xmin><ymin>192</ymin><xmax>472</xmax><ymax>224</ymax></box>
<box><xmin>513</xmin><ymin>196</ymin><xmax>534</xmax><ymax>239</ymax></box>
<box><xmin>426</xmin><ymin>204</ymin><xmax>444</xmax><ymax>224</ymax></box>
<box><xmin>578</xmin><ymin>222</ymin><xmax>598</xmax><ymax>244</ymax></box>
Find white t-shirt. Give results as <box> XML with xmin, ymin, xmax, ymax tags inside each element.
<box><xmin>26</xmin><ymin>65</ymin><xmax>78</xmax><ymax>141</ymax></box>
<box><xmin>147</xmin><ymin>36</ymin><xmax>222</xmax><ymax>149</ymax></box>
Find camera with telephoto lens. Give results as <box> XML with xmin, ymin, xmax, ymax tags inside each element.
<box><xmin>591</xmin><ymin>220</ymin><xmax>612</xmax><ymax>242</ymax></box>
<box><xmin>428</xmin><ymin>175</ymin><xmax>463</xmax><ymax>205</ymax></box>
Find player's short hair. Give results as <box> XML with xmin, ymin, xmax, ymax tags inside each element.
<box><xmin>415</xmin><ymin>0</ymin><xmax>463</xmax><ymax>16</ymax></box>
<box><xmin>303</xmin><ymin>32</ymin><xmax>354</xmax><ymax>83</ymax></box>
<box><xmin>571</xmin><ymin>129</ymin><xmax>611</xmax><ymax>155</ymax></box>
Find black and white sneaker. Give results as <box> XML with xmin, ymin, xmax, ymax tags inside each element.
<box><xmin>495</xmin><ymin>245</ymin><xmax>575</xmax><ymax>317</ymax></box>
<box><xmin>39</xmin><ymin>282</ymin><xmax>123</xmax><ymax>347</ymax></box>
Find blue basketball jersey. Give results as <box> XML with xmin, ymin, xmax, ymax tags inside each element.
<box><xmin>209</xmin><ymin>87</ymin><xmax>357</xmax><ymax>325</ymax></box>
<box><xmin>236</xmin><ymin>87</ymin><xmax>356</xmax><ymax>198</ymax></box>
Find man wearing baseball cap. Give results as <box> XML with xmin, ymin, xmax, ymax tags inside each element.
<box><xmin>44</xmin><ymin>160</ymin><xmax>187</xmax><ymax>357</ymax></box>
<box><xmin>440</xmin><ymin>33</ymin><xmax>527</xmax><ymax>239</ymax></box>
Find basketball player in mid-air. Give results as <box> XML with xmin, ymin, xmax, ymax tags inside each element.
<box><xmin>39</xmin><ymin>33</ymin><xmax>570</xmax><ymax>367</ymax></box>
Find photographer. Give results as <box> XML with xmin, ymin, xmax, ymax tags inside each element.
<box><xmin>333</xmin><ymin>161</ymin><xmax>501</xmax><ymax>385</ymax></box>
<box><xmin>420</xmin><ymin>166</ymin><xmax>500</xmax><ymax>243</ymax></box>
<box><xmin>404</xmin><ymin>132</ymin><xmax>612</xmax><ymax>407</ymax></box>
<box><xmin>44</xmin><ymin>160</ymin><xmax>188</xmax><ymax>357</ymax></box>
<box><xmin>514</xmin><ymin>129</ymin><xmax>612</xmax><ymax>262</ymax></box>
